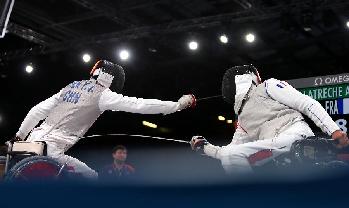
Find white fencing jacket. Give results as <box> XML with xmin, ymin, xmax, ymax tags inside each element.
<box><xmin>204</xmin><ymin>78</ymin><xmax>340</xmax><ymax>158</ymax></box>
<box><xmin>16</xmin><ymin>79</ymin><xmax>180</xmax><ymax>142</ymax></box>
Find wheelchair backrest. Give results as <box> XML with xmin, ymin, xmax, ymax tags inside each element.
<box><xmin>11</xmin><ymin>141</ymin><xmax>47</xmax><ymax>156</ymax></box>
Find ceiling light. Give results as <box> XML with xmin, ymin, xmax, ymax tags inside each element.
<box><xmin>82</xmin><ymin>53</ymin><xmax>91</xmax><ymax>63</ymax></box>
<box><xmin>245</xmin><ymin>33</ymin><xmax>255</xmax><ymax>43</ymax></box>
<box><xmin>142</xmin><ymin>121</ymin><xmax>157</xmax><ymax>128</ymax></box>
<box><xmin>119</xmin><ymin>50</ymin><xmax>130</xmax><ymax>60</ymax></box>
<box><xmin>25</xmin><ymin>65</ymin><xmax>34</xmax><ymax>74</ymax></box>
<box><xmin>218</xmin><ymin>116</ymin><xmax>225</xmax><ymax>121</ymax></box>
<box><xmin>188</xmin><ymin>41</ymin><xmax>198</xmax><ymax>50</ymax></box>
<box><xmin>219</xmin><ymin>35</ymin><xmax>228</xmax><ymax>44</ymax></box>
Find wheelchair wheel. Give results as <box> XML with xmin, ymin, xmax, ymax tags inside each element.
<box><xmin>0</xmin><ymin>156</ymin><xmax>6</xmax><ymax>181</ymax></box>
<box><xmin>5</xmin><ymin>156</ymin><xmax>67</xmax><ymax>182</ymax></box>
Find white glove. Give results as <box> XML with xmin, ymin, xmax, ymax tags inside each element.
<box><xmin>177</xmin><ymin>94</ymin><xmax>196</xmax><ymax>111</ymax></box>
<box><xmin>191</xmin><ymin>136</ymin><xmax>221</xmax><ymax>159</ymax></box>
<box><xmin>190</xmin><ymin>136</ymin><xmax>208</xmax><ymax>152</ymax></box>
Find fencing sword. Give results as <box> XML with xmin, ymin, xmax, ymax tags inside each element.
<box><xmin>83</xmin><ymin>133</ymin><xmax>190</xmax><ymax>144</ymax></box>
<box><xmin>196</xmin><ymin>95</ymin><xmax>221</xmax><ymax>102</ymax></box>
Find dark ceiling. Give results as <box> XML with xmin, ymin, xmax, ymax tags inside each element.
<box><xmin>0</xmin><ymin>0</ymin><xmax>349</xmax><ymax>144</ymax></box>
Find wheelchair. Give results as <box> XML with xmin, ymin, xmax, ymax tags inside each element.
<box><xmin>256</xmin><ymin>136</ymin><xmax>349</xmax><ymax>173</ymax></box>
<box><xmin>0</xmin><ymin>141</ymin><xmax>71</xmax><ymax>182</ymax></box>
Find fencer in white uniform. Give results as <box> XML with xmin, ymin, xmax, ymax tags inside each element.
<box><xmin>191</xmin><ymin>65</ymin><xmax>348</xmax><ymax>174</ymax></box>
<box><xmin>15</xmin><ymin>60</ymin><xmax>196</xmax><ymax>179</ymax></box>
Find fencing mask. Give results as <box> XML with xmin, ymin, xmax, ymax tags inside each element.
<box><xmin>90</xmin><ymin>60</ymin><xmax>125</xmax><ymax>93</ymax></box>
<box><xmin>221</xmin><ymin>65</ymin><xmax>261</xmax><ymax>114</ymax></box>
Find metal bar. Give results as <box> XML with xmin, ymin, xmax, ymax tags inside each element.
<box><xmin>2</xmin><ymin>0</ymin><xmax>349</xmax><ymax>60</ymax></box>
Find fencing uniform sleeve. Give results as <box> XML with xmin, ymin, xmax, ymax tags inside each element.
<box><xmin>265</xmin><ymin>78</ymin><xmax>340</xmax><ymax>135</ymax></box>
<box><xmin>98</xmin><ymin>88</ymin><xmax>180</xmax><ymax>115</ymax></box>
<box><xmin>16</xmin><ymin>90</ymin><xmax>62</xmax><ymax>139</ymax></box>
<box><xmin>203</xmin><ymin>144</ymin><xmax>221</xmax><ymax>159</ymax></box>
<box><xmin>229</xmin><ymin>124</ymin><xmax>251</xmax><ymax>145</ymax></box>
<box><xmin>203</xmin><ymin>125</ymin><xmax>250</xmax><ymax>159</ymax></box>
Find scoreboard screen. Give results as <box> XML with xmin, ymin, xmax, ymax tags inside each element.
<box><xmin>288</xmin><ymin>73</ymin><xmax>349</xmax><ymax>133</ymax></box>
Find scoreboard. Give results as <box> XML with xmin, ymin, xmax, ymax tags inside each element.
<box><xmin>288</xmin><ymin>73</ymin><xmax>349</xmax><ymax>133</ymax></box>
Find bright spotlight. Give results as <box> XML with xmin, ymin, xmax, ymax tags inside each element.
<box><xmin>245</xmin><ymin>33</ymin><xmax>255</xmax><ymax>43</ymax></box>
<box><xmin>82</xmin><ymin>54</ymin><xmax>91</xmax><ymax>63</ymax></box>
<box><xmin>226</xmin><ymin>120</ymin><xmax>233</xmax><ymax>124</ymax></box>
<box><xmin>25</xmin><ymin>65</ymin><xmax>34</xmax><ymax>74</ymax></box>
<box><xmin>119</xmin><ymin>50</ymin><xmax>130</xmax><ymax>60</ymax></box>
<box><xmin>218</xmin><ymin>116</ymin><xmax>225</xmax><ymax>121</ymax></box>
<box><xmin>142</xmin><ymin>121</ymin><xmax>157</xmax><ymax>128</ymax></box>
<box><xmin>346</xmin><ymin>21</ymin><xmax>349</xmax><ymax>28</ymax></box>
<box><xmin>188</xmin><ymin>41</ymin><xmax>198</xmax><ymax>50</ymax></box>
<box><xmin>219</xmin><ymin>35</ymin><xmax>228</xmax><ymax>44</ymax></box>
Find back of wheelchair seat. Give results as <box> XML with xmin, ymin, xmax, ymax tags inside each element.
<box><xmin>12</xmin><ymin>141</ymin><xmax>47</xmax><ymax>156</ymax></box>
<box><xmin>0</xmin><ymin>156</ymin><xmax>6</xmax><ymax>180</ymax></box>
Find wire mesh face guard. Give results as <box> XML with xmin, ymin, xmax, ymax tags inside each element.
<box><xmin>221</xmin><ymin>65</ymin><xmax>261</xmax><ymax>105</ymax></box>
<box><xmin>90</xmin><ymin>60</ymin><xmax>125</xmax><ymax>93</ymax></box>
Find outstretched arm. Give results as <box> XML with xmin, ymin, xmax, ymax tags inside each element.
<box><xmin>16</xmin><ymin>90</ymin><xmax>62</xmax><ymax>140</ymax></box>
<box><xmin>191</xmin><ymin>125</ymin><xmax>251</xmax><ymax>159</ymax></box>
<box><xmin>98</xmin><ymin>88</ymin><xmax>194</xmax><ymax>115</ymax></box>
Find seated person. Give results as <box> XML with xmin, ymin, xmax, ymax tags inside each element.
<box><xmin>191</xmin><ymin>65</ymin><xmax>348</xmax><ymax>174</ymax></box>
<box><xmin>99</xmin><ymin>145</ymin><xmax>135</xmax><ymax>180</ymax></box>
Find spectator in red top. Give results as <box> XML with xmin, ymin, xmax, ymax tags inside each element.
<box><xmin>99</xmin><ymin>145</ymin><xmax>135</xmax><ymax>181</ymax></box>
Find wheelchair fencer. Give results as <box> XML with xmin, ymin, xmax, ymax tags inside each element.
<box><xmin>0</xmin><ymin>140</ymin><xmax>72</xmax><ymax>182</ymax></box>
